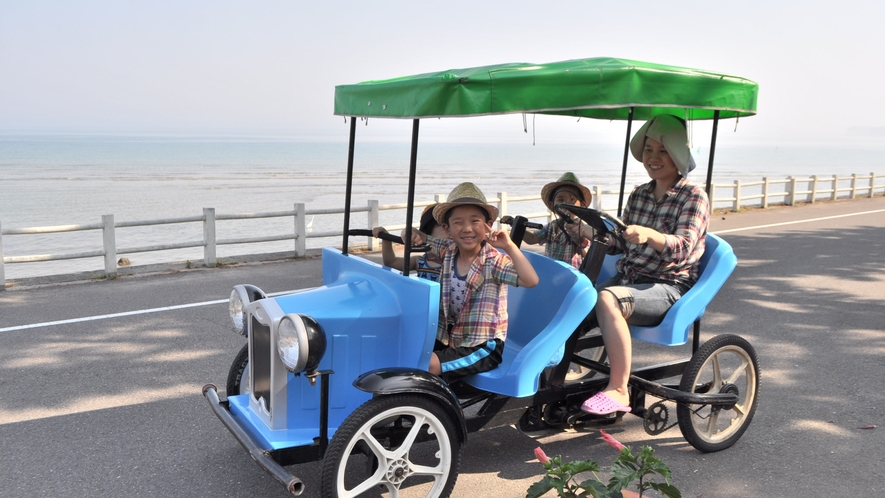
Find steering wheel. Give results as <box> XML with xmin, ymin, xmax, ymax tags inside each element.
<box><xmin>348</xmin><ymin>229</ymin><xmax>431</xmax><ymax>253</ymax></box>
<box><xmin>554</xmin><ymin>204</ymin><xmax>626</xmax><ymax>244</ymax></box>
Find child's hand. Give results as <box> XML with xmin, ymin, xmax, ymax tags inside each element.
<box><xmin>486</xmin><ymin>228</ymin><xmax>514</xmax><ymax>250</ymax></box>
<box><xmin>372</xmin><ymin>227</ymin><xmax>388</xmax><ymax>238</ymax></box>
<box><xmin>400</xmin><ymin>227</ymin><xmax>425</xmax><ymax>246</ymax></box>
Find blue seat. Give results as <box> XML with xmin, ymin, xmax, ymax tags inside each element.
<box><xmin>464</xmin><ymin>252</ymin><xmax>596</xmax><ymax>398</ymax></box>
<box><xmin>598</xmin><ymin>233</ymin><xmax>737</xmax><ymax>346</ymax></box>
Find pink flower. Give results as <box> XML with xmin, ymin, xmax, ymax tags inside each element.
<box><xmin>599</xmin><ymin>430</ymin><xmax>626</xmax><ymax>451</ymax></box>
<box><xmin>534</xmin><ymin>446</ymin><xmax>549</xmax><ymax>464</ymax></box>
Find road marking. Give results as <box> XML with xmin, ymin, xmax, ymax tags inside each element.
<box><xmin>4</xmin><ymin>207</ymin><xmax>884</xmax><ymax>334</ymax></box>
<box><xmin>713</xmin><ymin>208</ymin><xmax>885</xmax><ymax>234</ymax></box>
<box><xmin>0</xmin><ymin>291</ymin><xmax>291</xmax><ymax>334</ymax></box>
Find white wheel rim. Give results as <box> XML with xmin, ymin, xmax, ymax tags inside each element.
<box><xmin>241</xmin><ymin>364</ymin><xmax>250</xmax><ymax>396</ymax></box>
<box><xmin>336</xmin><ymin>405</ymin><xmax>452</xmax><ymax>498</ymax></box>
<box><xmin>687</xmin><ymin>345</ymin><xmax>757</xmax><ymax>444</ymax></box>
<box><xmin>565</xmin><ymin>346</ymin><xmax>605</xmax><ymax>382</ymax></box>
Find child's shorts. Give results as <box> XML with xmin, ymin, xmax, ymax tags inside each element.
<box><xmin>433</xmin><ymin>338</ymin><xmax>504</xmax><ymax>384</ymax></box>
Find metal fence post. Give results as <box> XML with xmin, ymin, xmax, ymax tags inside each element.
<box><xmin>203</xmin><ymin>208</ymin><xmax>216</xmax><ymax>268</ymax></box>
<box><xmin>761</xmin><ymin>177</ymin><xmax>769</xmax><ymax>209</ymax></box>
<box><xmin>733</xmin><ymin>180</ymin><xmax>741</xmax><ymax>212</ymax></box>
<box><xmin>102</xmin><ymin>214</ymin><xmax>117</xmax><ymax>278</ymax></box>
<box><xmin>0</xmin><ymin>221</ymin><xmax>5</xmax><ymax>290</ymax></box>
<box><xmin>831</xmin><ymin>175</ymin><xmax>839</xmax><ymax>201</ymax></box>
<box><xmin>871</xmin><ymin>172</ymin><xmax>877</xmax><ymax>198</ymax></box>
<box><xmin>294</xmin><ymin>203</ymin><xmax>306</xmax><ymax>257</ymax></box>
<box><xmin>810</xmin><ymin>175</ymin><xmax>818</xmax><ymax>204</ymax></box>
<box><xmin>367</xmin><ymin>200</ymin><xmax>379</xmax><ymax>251</ymax></box>
<box><xmin>497</xmin><ymin>191</ymin><xmax>507</xmax><ymax>228</ymax></box>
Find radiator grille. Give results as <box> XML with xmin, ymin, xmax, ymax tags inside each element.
<box><xmin>251</xmin><ymin>315</ymin><xmax>272</xmax><ymax>410</ymax></box>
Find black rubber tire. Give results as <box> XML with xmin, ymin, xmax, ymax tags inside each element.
<box><xmin>225</xmin><ymin>343</ymin><xmax>249</xmax><ymax>397</ymax></box>
<box><xmin>321</xmin><ymin>394</ymin><xmax>461</xmax><ymax>498</ymax></box>
<box><xmin>677</xmin><ymin>334</ymin><xmax>760</xmax><ymax>453</ymax></box>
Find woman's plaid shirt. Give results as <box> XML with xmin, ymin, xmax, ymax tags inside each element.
<box><xmin>609</xmin><ymin>177</ymin><xmax>709</xmax><ymax>287</ymax></box>
<box><xmin>427</xmin><ymin>236</ymin><xmax>520</xmax><ymax>348</ymax></box>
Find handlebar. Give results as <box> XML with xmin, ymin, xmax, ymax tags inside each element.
<box><xmin>348</xmin><ymin>229</ymin><xmax>430</xmax><ymax>252</ymax></box>
<box><xmin>499</xmin><ymin>216</ymin><xmax>544</xmax><ymax>230</ymax></box>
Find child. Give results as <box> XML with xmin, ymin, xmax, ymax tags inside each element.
<box><xmin>407</xmin><ymin>182</ymin><xmax>539</xmax><ymax>383</ymax></box>
<box><xmin>502</xmin><ymin>172</ymin><xmax>592</xmax><ymax>268</ymax></box>
<box><xmin>372</xmin><ymin>204</ymin><xmax>445</xmax><ymax>282</ymax></box>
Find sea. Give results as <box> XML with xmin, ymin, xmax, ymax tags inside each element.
<box><xmin>2</xmin><ymin>134</ymin><xmax>883</xmax><ymax>280</ymax></box>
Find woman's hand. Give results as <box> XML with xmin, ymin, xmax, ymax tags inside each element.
<box><xmin>623</xmin><ymin>225</ymin><xmax>666</xmax><ymax>252</ymax></box>
<box><xmin>372</xmin><ymin>227</ymin><xmax>388</xmax><ymax>238</ymax></box>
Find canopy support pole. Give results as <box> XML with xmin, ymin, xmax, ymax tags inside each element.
<box><xmin>341</xmin><ymin>117</ymin><xmax>357</xmax><ymax>254</ymax></box>
<box><xmin>617</xmin><ymin>107</ymin><xmax>634</xmax><ymax>217</ymax></box>
<box><xmin>705</xmin><ymin>110</ymin><xmax>720</xmax><ymax>199</ymax></box>
<box><xmin>402</xmin><ymin>119</ymin><xmax>420</xmax><ymax>277</ymax></box>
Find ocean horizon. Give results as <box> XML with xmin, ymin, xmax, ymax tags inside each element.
<box><xmin>2</xmin><ymin>134</ymin><xmax>883</xmax><ymax>280</ymax></box>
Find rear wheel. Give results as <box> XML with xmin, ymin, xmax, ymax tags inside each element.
<box><xmin>321</xmin><ymin>394</ymin><xmax>461</xmax><ymax>498</ymax></box>
<box><xmin>565</xmin><ymin>341</ymin><xmax>606</xmax><ymax>383</ymax></box>
<box><xmin>225</xmin><ymin>343</ymin><xmax>250</xmax><ymax>397</ymax></box>
<box><xmin>677</xmin><ymin>334</ymin><xmax>759</xmax><ymax>452</ymax></box>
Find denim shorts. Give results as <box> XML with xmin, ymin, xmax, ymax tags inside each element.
<box><xmin>596</xmin><ymin>274</ymin><xmax>687</xmax><ymax>327</ymax></box>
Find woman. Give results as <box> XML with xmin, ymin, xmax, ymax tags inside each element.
<box><xmin>581</xmin><ymin>114</ymin><xmax>710</xmax><ymax>415</ymax></box>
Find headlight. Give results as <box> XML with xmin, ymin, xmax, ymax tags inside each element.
<box><xmin>277</xmin><ymin>314</ymin><xmax>326</xmax><ymax>375</ymax></box>
<box><xmin>229</xmin><ymin>284</ymin><xmax>266</xmax><ymax>336</ymax></box>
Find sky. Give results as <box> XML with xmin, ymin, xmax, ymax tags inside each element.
<box><xmin>2</xmin><ymin>1</ymin><xmax>885</xmax><ymax>149</ymax></box>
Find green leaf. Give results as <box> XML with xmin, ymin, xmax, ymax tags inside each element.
<box><xmin>609</xmin><ymin>459</ymin><xmax>641</xmax><ymax>490</ymax></box>
<box><xmin>526</xmin><ymin>475</ymin><xmax>555</xmax><ymax>498</ymax></box>
<box><xmin>576</xmin><ymin>479</ymin><xmax>613</xmax><ymax>498</ymax></box>
<box><xmin>568</xmin><ymin>460</ymin><xmax>602</xmax><ymax>474</ymax></box>
<box><xmin>649</xmin><ymin>482</ymin><xmax>683</xmax><ymax>498</ymax></box>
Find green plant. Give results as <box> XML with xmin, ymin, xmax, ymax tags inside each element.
<box><xmin>527</xmin><ymin>430</ymin><xmax>681</xmax><ymax>498</ymax></box>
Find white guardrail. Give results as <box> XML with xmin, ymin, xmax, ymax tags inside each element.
<box><xmin>1</xmin><ymin>172</ymin><xmax>882</xmax><ymax>288</ymax></box>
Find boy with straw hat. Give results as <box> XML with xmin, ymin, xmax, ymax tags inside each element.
<box><xmin>406</xmin><ymin>182</ymin><xmax>539</xmax><ymax>383</ymax></box>
<box><xmin>502</xmin><ymin>172</ymin><xmax>593</xmax><ymax>268</ymax></box>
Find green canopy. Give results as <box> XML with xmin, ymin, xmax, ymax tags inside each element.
<box><xmin>334</xmin><ymin>57</ymin><xmax>757</xmax><ymax>121</ymax></box>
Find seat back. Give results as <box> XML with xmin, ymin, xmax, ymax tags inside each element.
<box><xmin>625</xmin><ymin>233</ymin><xmax>737</xmax><ymax>345</ymax></box>
<box><xmin>464</xmin><ymin>252</ymin><xmax>596</xmax><ymax>397</ymax></box>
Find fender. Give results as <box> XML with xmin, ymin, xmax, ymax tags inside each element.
<box><xmin>354</xmin><ymin>367</ymin><xmax>467</xmax><ymax>442</ymax></box>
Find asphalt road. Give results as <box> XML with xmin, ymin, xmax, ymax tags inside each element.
<box><xmin>2</xmin><ymin>197</ymin><xmax>884</xmax><ymax>497</ymax></box>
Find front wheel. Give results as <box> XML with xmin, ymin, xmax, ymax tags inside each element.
<box><xmin>677</xmin><ymin>334</ymin><xmax>760</xmax><ymax>452</ymax></box>
<box><xmin>321</xmin><ymin>394</ymin><xmax>461</xmax><ymax>498</ymax></box>
<box><xmin>225</xmin><ymin>343</ymin><xmax>250</xmax><ymax>397</ymax></box>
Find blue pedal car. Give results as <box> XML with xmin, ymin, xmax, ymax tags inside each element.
<box><xmin>203</xmin><ymin>57</ymin><xmax>761</xmax><ymax>497</ymax></box>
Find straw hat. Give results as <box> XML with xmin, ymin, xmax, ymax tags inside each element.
<box><xmin>540</xmin><ymin>172</ymin><xmax>592</xmax><ymax>211</ymax></box>
<box><xmin>629</xmin><ymin>114</ymin><xmax>697</xmax><ymax>177</ymax></box>
<box><xmin>432</xmin><ymin>182</ymin><xmax>499</xmax><ymax>225</ymax></box>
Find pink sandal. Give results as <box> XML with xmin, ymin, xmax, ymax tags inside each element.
<box><xmin>581</xmin><ymin>392</ymin><xmax>632</xmax><ymax>415</ymax></box>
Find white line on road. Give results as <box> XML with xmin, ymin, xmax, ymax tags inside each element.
<box><xmin>713</xmin><ymin>208</ymin><xmax>885</xmax><ymax>234</ymax></box>
<box><xmin>0</xmin><ymin>291</ymin><xmax>291</xmax><ymax>334</ymax></box>
<box><xmin>4</xmin><ymin>207</ymin><xmax>883</xmax><ymax>334</ymax></box>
